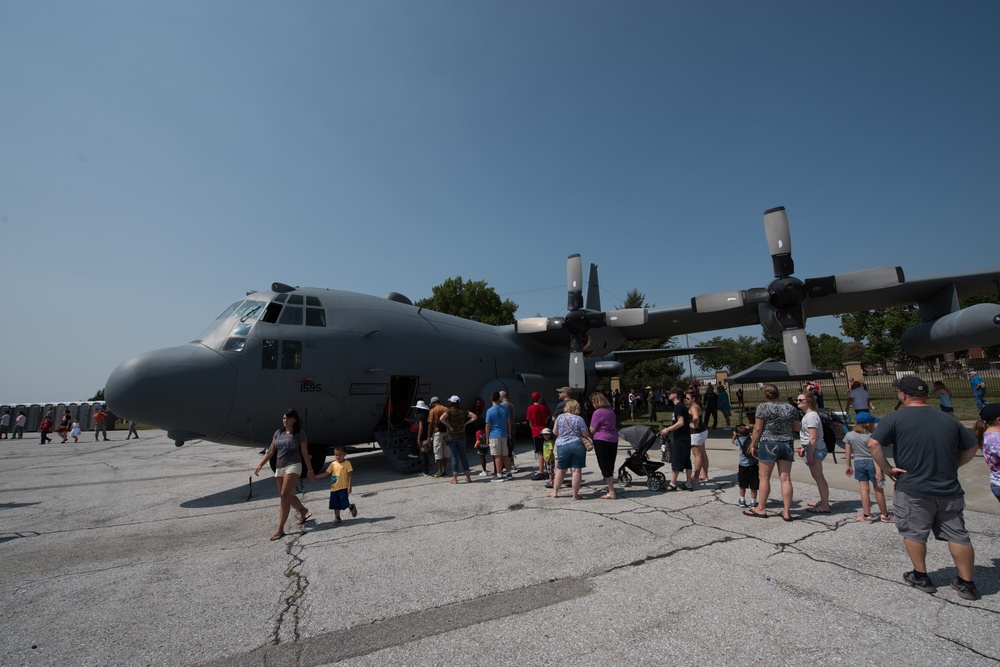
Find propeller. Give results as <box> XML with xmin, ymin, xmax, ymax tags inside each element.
<box><xmin>691</xmin><ymin>206</ymin><xmax>904</xmax><ymax>376</ymax></box>
<box><xmin>516</xmin><ymin>254</ymin><xmax>648</xmax><ymax>392</ymax></box>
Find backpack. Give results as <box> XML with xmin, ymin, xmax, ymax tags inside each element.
<box><xmin>818</xmin><ymin>412</ymin><xmax>841</xmax><ymax>450</ymax></box>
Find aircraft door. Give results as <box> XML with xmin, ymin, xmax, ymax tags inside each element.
<box><xmin>380</xmin><ymin>375</ymin><xmax>419</xmax><ymax>429</ymax></box>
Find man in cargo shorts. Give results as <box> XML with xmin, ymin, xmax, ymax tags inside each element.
<box><xmin>869</xmin><ymin>376</ymin><xmax>980</xmax><ymax>600</ymax></box>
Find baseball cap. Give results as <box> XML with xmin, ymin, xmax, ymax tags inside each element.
<box><xmin>980</xmin><ymin>404</ymin><xmax>1000</xmax><ymax>423</ymax></box>
<box><xmin>540</xmin><ymin>427</ymin><xmax>553</xmax><ymax>435</ymax></box>
<box><xmin>499</xmin><ymin>390</ymin><xmax>507</xmax><ymax>398</ymax></box>
<box><xmin>448</xmin><ymin>395</ymin><xmax>460</xmax><ymax>404</ymax></box>
<box><xmin>556</xmin><ymin>386</ymin><xmax>571</xmax><ymax>394</ymax></box>
<box><xmin>855</xmin><ymin>412</ymin><xmax>880</xmax><ymax>424</ymax></box>
<box><xmin>430</xmin><ymin>396</ymin><xmax>440</xmax><ymax>404</ymax></box>
<box><xmin>530</xmin><ymin>391</ymin><xmax>542</xmax><ymax>401</ymax></box>
<box><xmin>893</xmin><ymin>376</ymin><xmax>928</xmax><ymax>397</ymax></box>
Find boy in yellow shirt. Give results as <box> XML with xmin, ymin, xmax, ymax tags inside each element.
<box><xmin>314</xmin><ymin>445</ymin><xmax>357</xmax><ymax>524</ymax></box>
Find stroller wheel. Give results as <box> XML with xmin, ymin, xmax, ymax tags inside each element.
<box><xmin>618</xmin><ymin>471</ymin><xmax>632</xmax><ymax>487</ymax></box>
<box><xmin>646</xmin><ymin>475</ymin><xmax>663</xmax><ymax>492</ymax></box>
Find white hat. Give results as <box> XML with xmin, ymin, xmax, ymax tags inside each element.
<box><xmin>499</xmin><ymin>390</ymin><xmax>507</xmax><ymax>397</ymax></box>
<box><xmin>412</xmin><ymin>400</ymin><xmax>429</xmax><ymax>410</ymax></box>
<box><xmin>540</xmin><ymin>427</ymin><xmax>553</xmax><ymax>435</ymax></box>
<box><xmin>430</xmin><ymin>396</ymin><xmax>440</xmax><ymax>404</ymax></box>
<box><xmin>449</xmin><ymin>395</ymin><xmax>460</xmax><ymax>403</ymax></box>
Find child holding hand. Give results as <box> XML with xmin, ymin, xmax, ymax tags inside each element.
<box><xmin>313</xmin><ymin>445</ymin><xmax>357</xmax><ymax>524</ymax></box>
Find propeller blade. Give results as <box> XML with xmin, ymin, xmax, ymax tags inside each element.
<box><xmin>515</xmin><ymin>317</ymin><xmax>564</xmax><ymax>333</ymax></box>
<box><xmin>569</xmin><ymin>351</ymin><xmax>586</xmax><ymax>392</ymax></box>
<box><xmin>782</xmin><ymin>329</ymin><xmax>814</xmax><ymax>376</ymax></box>
<box><xmin>805</xmin><ymin>266</ymin><xmax>905</xmax><ymax>297</ymax></box>
<box><xmin>605</xmin><ymin>308</ymin><xmax>648</xmax><ymax>327</ymax></box>
<box><xmin>585</xmin><ymin>263</ymin><xmax>601</xmax><ymax>311</ymax></box>
<box><xmin>567</xmin><ymin>254</ymin><xmax>583</xmax><ymax>311</ymax></box>
<box><xmin>763</xmin><ymin>206</ymin><xmax>794</xmax><ymax>278</ymax></box>
<box><xmin>692</xmin><ymin>291</ymin><xmax>748</xmax><ymax>313</ymax></box>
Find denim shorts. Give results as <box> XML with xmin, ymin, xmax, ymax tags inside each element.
<box><xmin>853</xmin><ymin>458</ymin><xmax>878</xmax><ymax>483</ymax></box>
<box><xmin>811</xmin><ymin>448</ymin><xmax>828</xmax><ymax>462</ymax></box>
<box><xmin>992</xmin><ymin>484</ymin><xmax>1000</xmax><ymax>504</ymax></box>
<box><xmin>757</xmin><ymin>440</ymin><xmax>794</xmax><ymax>463</ymax></box>
<box><xmin>556</xmin><ymin>440</ymin><xmax>587</xmax><ymax>470</ymax></box>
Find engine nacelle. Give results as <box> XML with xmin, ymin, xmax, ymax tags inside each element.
<box><xmin>593</xmin><ymin>360</ymin><xmax>624</xmax><ymax>376</ymax></box>
<box><xmin>901</xmin><ymin>303</ymin><xmax>1000</xmax><ymax>358</ymax></box>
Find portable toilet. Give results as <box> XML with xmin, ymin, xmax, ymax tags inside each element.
<box><xmin>26</xmin><ymin>405</ymin><xmax>42</xmax><ymax>431</ymax></box>
<box><xmin>78</xmin><ymin>403</ymin><xmax>92</xmax><ymax>431</ymax></box>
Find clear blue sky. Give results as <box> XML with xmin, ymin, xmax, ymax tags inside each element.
<box><xmin>2</xmin><ymin>1</ymin><xmax>997</xmax><ymax>403</ymax></box>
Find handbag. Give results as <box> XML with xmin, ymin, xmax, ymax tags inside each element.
<box><xmin>558</xmin><ymin>414</ymin><xmax>594</xmax><ymax>451</ymax></box>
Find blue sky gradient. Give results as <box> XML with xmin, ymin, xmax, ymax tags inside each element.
<box><xmin>2</xmin><ymin>1</ymin><xmax>997</xmax><ymax>402</ymax></box>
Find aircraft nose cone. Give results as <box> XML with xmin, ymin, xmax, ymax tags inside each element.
<box><xmin>105</xmin><ymin>344</ymin><xmax>237</xmax><ymax>441</ymax></box>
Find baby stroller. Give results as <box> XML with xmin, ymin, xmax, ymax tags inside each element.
<box><xmin>617</xmin><ymin>424</ymin><xmax>669</xmax><ymax>491</ymax></box>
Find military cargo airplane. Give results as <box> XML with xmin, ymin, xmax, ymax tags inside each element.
<box><xmin>105</xmin><ymin>206</ymin><xmax>1000</xmax><ymax>473</ymax></box>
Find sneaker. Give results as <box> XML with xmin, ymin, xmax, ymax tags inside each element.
<box><xmin>738</xmin><ymin>498</ymin><xmax>748</xmax><ymax>508</ymax></box>
<box><xmin>950</xmin><ymin>577</ymin><xmax>978</xmax><ymax>600</ymax></box>
<box><xmin>406</xmin><ymin>454</ymin><xmax>419</xmax><ymax>459</ymax></box>
<box><xmin>417</xmin><ymin>472</ymin><xmax>427</xmax><ymax>477</ymax></box>
<box><xmin>880</xmin><ymin>514</ymin><xmax>895</xmax><ymax>523</ymax></box>
<box><xmin>506</xmin><ymin>472</ymin><xmax>513</xmax><ymax>479</ymax></box>
<box><xmin>531</xmin><ymin>472</ymin><xmax>547</xmax><ymax>481</ymax></box>
<box><xmin>723</xmin><ymin>426</ymin><xmax>732</xmax><ymax>431</ymax></box>
<box><xmin>491</xmin><ymin>476</ymin><xmax>505</xmax><ymax>483</ymax></box>
<box><xmin>432</xmin><ymin>472</ymin><xmax>443</xmax><ymax>478</ymax></box>
<box><xmin>333</xmin><ymin>517</ymin><xmax>342</xmax><ymax>525</ymax></box>
<box><xmin>903</xmin><ymin>570</ymin><xmax>937</xmax><ymax>594</ymax></box>
<box><xmin>749</xmin><ymin>500</ymin><xmax>758</xmax><ymax>508</ymax></box>
<box><xmin>478</xmin><ymin>470</ymin><xmax>489</xmax><ymax>477</ymax></box>
<box><xmin>349</xmin><ymin>504</ymin><xmax>357</xmax><ymax>518</ymax></box>
<box><xmin>857</xmin><ymin>514</ymin><xmax>874</xmax><ymax>523</ymax></box>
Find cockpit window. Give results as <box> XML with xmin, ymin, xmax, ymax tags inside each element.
<box><xmin>277</xmin><ymin>306</ymin><xmax>303</xmax><ymax>325</ymax></box>
<box><xmin>306</xmin><ymin>296</ymin><xmax>322</xmax><ymax>306</ymax></box>
<box><xmin>217</xmin><ymin>301</ymin><xmax>243</xmax><ymax>320</ymax></box>
<box><xmin>306</xmin><ymin>308</ymin><xmax>326</xmax><ymax>327</ymax></box>
<box><xmin>274</xmin><ymin>293</ymin><xmax>288</xmax><ymax>303</ymax></box>
<box><xmin>223</xmin><ymin>337</ymin><xmax>246</xmax><ymax>352</ymax></box>
<box><xmin>288</xmin><ymin>294</ymin><xmax>304</xmax><ymax>305</ymax></box>
<box><xmin>235</xmin><ymin>301</ymin><xmax>265</xmax><ymax>321</ymax></box>
<box><xmin>261</xmin><ymin>302</ymin><xmax>282</xmax><ymax>324</ymax></box>
<box><xmin>231</xmin><ymin>323</ymin><xmax>252</xmax><ymax>337</ymax></box>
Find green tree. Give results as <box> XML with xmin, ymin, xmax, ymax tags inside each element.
<box><xmin>614</xmin><ymin>289</ymin><xmax>684</xmax><ymax>388</ymax></box>
<box><xmin>839</xmin><ymin>306</ymin><xmax>922</xmax><ymax>365</ymax></box>
<box><xmin>415</xmin><ymin>277</ymin><xmax>518</xmax><ymax>326</ymax></box>
<box><xmin>807</xmin><ymin>333</ymin><xmax>847</xmax><ymax>371</ymax></box>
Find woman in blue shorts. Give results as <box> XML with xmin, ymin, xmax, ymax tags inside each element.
<box><xmin>744</xmin><ymin>385</ymin><xmax>800</xmax><ymax>521</ymax></box>
<box><xmin>549</xmin><ymin>399</ymin><xmax>589</xmax><ymax>500</ymax></box>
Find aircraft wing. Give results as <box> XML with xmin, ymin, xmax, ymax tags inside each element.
<box><xmin>625</xmin><ymin>269</ymin><xmax>1000</xmax><ymax>340</ymax></box>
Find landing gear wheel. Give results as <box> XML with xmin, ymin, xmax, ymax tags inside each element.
<box><xmin>618</xmin><ymin>471</ymin><xmax>632</xmax><ymax>487</ymax></box>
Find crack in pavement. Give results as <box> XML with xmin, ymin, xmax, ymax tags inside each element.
<box><xmin>230</xmin><ymin>470</ymin><xmax>998</xmax><ymax>665</ymax></box>
<box><xmin>269</xmin><ymin>535</ymin><xmax>310</xmax><ymax>646</ymax></box>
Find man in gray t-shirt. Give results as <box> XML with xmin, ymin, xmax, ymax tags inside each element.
<box><xmin>869</xmin><ymin>376</ymin><xmax>979</xmax><ymax>600</ymax></box>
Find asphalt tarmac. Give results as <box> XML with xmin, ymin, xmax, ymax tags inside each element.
<box><xmin>2</xmin><ymin>428</ymin><xmax>999</xmax><ymax>666</ymax></box>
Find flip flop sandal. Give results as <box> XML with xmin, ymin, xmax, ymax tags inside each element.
<box><xmin>296</xmin><ymin>510</ymin><xmax>313</xmax><ymax>525</ymax></box>
<box><xmin>270</xmin><ymin>532</ymin><xmax>286</xmax><ymax>541</ymax></box>
<box><xmin>742</xmin><ymin>509</ymin><xmax>767</xmax><ymax>518</ymax></box>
